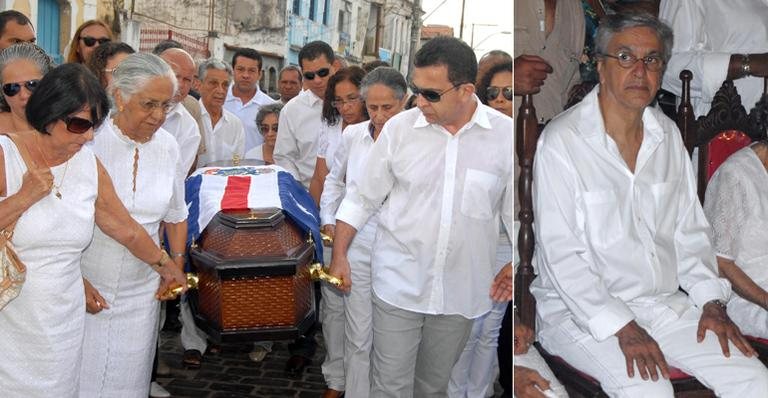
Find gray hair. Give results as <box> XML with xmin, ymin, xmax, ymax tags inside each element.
<box><xmin>595</xmin><ymin>13</ymin><xmax>673</xmax><ymax>65</ymax></box>
<box><xmin>255</xmin><ymin>102</ymin><xmax>283</xmax><ymax>132</ymax></box>
<box><xmin>360</xmin><ymin>67</ymin><xmax>407</xmax><ymax>102</ymax></box>
<box><xmin>198</xmin><ymin>58</ymin><xmax>232</xmax><ymax>82</ymax></box>
<box><xmin>110</xmin><ymin>53</ymin><xmax>177</xmax><ymax>102</ymax></box>
<box><xmin>0</xmin><ymin>43</ymin><xmax>54</xmax><ymax>112</ymax></box>
<box><xmin>279</xmin><ymin>64</ymin><xmax>302</xmax><ymax>81</ymax></box>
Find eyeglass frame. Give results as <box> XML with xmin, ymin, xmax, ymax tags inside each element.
<box><xmin>331</xmin><ymin>96</ymin><xmax>363</xmax><ymax>108</ymax></box>
<box><xmin>486</xmin><ymin>86</ymin><xmax>513</xmax><ymax>101</ymax></box>
<box><xmin>409</xmin><ymin>82</ymin><xmax>467</xmax><ymax>103</ymax></box>
<box><xmin>259</xmin><ymin>123</ymin><xmax>279</xmax><ymax>134</ymax></box>
<box><xmin>2</xmin><ymin>79</ymin><xmax>40</xmax><ymax>97</ymax></box>
<box><xmin>599</xmin><ymin>51</ymin><xmax>665</xmax><ymax>72</ymax></box>
<box><xmin>303</xmin><ymin>67</ymin><xmax>331</xmax><ymax>81</ymax></box>
<box><xmin>62</xmin><ymin>116</ymin><xmax>94</xmax><ymax>134</ymax></box>
<box><xmin>80</xmin><ymin>36</ymin><xmax>111</xmax><ymax>47</ymax></box>
<box><xmin>137</xmin><ymin>99</ymin><xmax>176</xmax><ymax>114</ymax></box>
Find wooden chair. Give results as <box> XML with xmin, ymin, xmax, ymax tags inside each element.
<box><xmin>515</xmin><ymin>91</ymin><xmax>715</xmax><ymax>397</ymax></box>
<box><xmin>677</xmin><ymin>70</ymin><xmax>768</xmax><ymax>358</ymax></box>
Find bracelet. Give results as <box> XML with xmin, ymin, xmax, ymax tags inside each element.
<box><xmin>170</xmin><ymin>251</ymin><xmax>185</xmax><ymax>258</ymax></box>
<box><xmin>705</xmin><ymin>299</ymin><xmax>728</xmax><ymax>311</ymax></box>
<box><xmin>742</xmin><ymin>54</ymin><xmax>751</xmax><ymax>76</ymax></box>
<box><xmin>153</xmin><ymin>249</ymin><xmax>171</xmax><ymax>269</ymax></box>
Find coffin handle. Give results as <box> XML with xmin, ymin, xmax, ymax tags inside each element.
<box><xmin>159</xmin><ymin>273</ymin><xmax>199</xmax><ymax>300</ymax></box>
<box><xmin>308</xmin><ymin>263</ymin><xmax>343</xmax><ymax>287</ymax></box>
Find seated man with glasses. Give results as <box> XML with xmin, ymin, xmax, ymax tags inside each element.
<box><xmin>328</xmin><ymin>36</ymin><xmax>513</xmax><ymax>397</ymax></box>
<box><xmin>531</xmin><ymin>13</ymin><xmax>768</xmax><ymax>397</ymax></box>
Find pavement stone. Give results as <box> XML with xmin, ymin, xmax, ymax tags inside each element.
<box><xmin>157</xmin><ymin>330</ymin><xmax>504</xmax><ymax>397</ymax></box>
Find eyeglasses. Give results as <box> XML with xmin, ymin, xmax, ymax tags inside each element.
<box><xmin>303</xmin><ymin>68</ymin><xmax>330</xmax><ymax>80</ymax></box>
<box><xmin>139</xmin><ymin>99</ymin><xmax>175</xmax><ymax>114</ymax></box>
<box><xmin>600</xmin><ymin>51</ymin><xmax>664</xmax><ymax>72</ymax></box>
<box><xmin>63</xmin><ymin>116</ymin><xmax>94</xmax><ymax>134</ymax></box>
<box><xmin>410</xmin><ymin>82</ymin><xmax>465</xmax><ymax>103</ymax></box>
<box><xmin>80</xmin><ymin>36</ymin><xmax>111</xmax><ymax>47</ymax></box>
<box><xmin>331</xmin><ymin>96</ymin><xmax>362</xmax><ymax>108</ymax></box>
<box><xmin>486</xmin><ymin>86</ymin><xmax>513</xmax><ymax>101</ymax></box>
<box><xmin>2</xmin><ymin>79</ymin><xmax>40</xmax><ymax>97</ymax></box>
<box><xmin>260</xmin><ymin>124</ymin><xmax>279</xmax><ymax>133</ymax></box>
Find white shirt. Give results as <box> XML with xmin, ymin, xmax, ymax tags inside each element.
<box><xmin>224</xmin><ymin>84</ymin><xmax>277</xmax><ymax>152</ymax></box>
<box><xmin>244</xmin><ymin>144</ymin><xmax>265</xmax><ymax>162</ymax></box>
<box><xmin>162</xmin><ymin>102</ymin><xmax>202</xmax><ymax>173</ymax></box>
<box><xmin>335</xmin><ymin>102</ymin><xmax>514</xmax><ymax>318</ymax></box>
<box><xmin>530</xmin><ymin>87</ymin><xmax>731</xmax><ymax>342</ymax></box>
<box><xmin>320</xmin><ymin>121</ymin><xmax>373</xmax><ymax>226</ymax></box>
<box><xmin>274</xmin><ymin>89</ymin><xmax>324</xmax><ymax>188</ymax></box>
<box><xmin>704</xmin><ymin>145</ymin><xmax>768</xmax><ymax>287</ymax></box>
<box><xmin>660</xmin><ymin>0</ymin><xmax>768</xmax><ymax>116</ymax></box>
<box><xmin>197</xmin><ymin>99</ymin><xmax>245</xmax><ymax>167</ymax></box>
<box><xmin>317</xmin><ymin>121</ymin><xmax>343</xmax><ymax>162</ymax></box>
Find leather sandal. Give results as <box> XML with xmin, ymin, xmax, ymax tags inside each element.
<box><xmin>182</xmin><ymin>349</ymin><xmax>202</xmax><ymax>369</ymax></box>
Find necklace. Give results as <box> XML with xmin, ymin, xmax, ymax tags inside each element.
<box><xmin>36</xmin><ymin>135</ymin><xmax>69</xmax><ymax>199</ymax></box>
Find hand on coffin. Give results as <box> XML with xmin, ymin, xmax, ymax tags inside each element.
<box><xmin>155</xmin><ymin>263</ymin><xmax>188</xmax><ymax>300</ymax></box>
<box><xmin>698</xmin><ymin>300</ymin><xmax>756</xmax><ymax>358</ymax></box>
<box><xmin>328</xmin><ymin>254</ymin><xmax>352</xmax><ymax>293</ymax></box>
<box><xmin>490</xmin><ymin>262</ymin><xmax>513</xmax><ymax>302</ymax></box>
<box><xmin>83</xmin><ymin>277</ymin><xmax>109</xmax><ymax>314</ymax></box>
<box><xmin>513</xmin><ymin>365</ymin><xmax>552</xmax><ymax>398</ymax></box>
<box><xmin>616</xmin><ymin>320</ymin><xmax>670</xmax><ymax>381</ymax></box>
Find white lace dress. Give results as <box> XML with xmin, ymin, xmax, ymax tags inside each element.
<box><xmin>0</xmin><ymin>135</ymin><xmax>98</xmax><ymax>397</ymax></box>
<box><xmin>704</xmin><ymin>144</ymin><xmax>768</xmax><ymax>337</ymax></box>
<box><xmin>78</xmin><ymin>119</ymin><xmax>187</xmax><ymax>397</ymax></box>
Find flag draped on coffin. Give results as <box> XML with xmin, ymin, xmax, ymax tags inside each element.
<box><xmin>184</xmin><ymin>165</ymin><xmax>323</xmax><ymax>262</ymax></box>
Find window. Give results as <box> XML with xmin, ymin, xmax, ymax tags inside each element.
<box><xmin>292</xmin><ymin>0</ymin><xmax>301</xmax><ymax>15</ymax></box>
<box><xmin>323</xmin><ymin>0</ymin><xmax>331</xmax><ymax>25</ymax></box>
<box><xmin>309</xmin><ymin>0</ymin><xmax>317</xmax><ymax>21</ymax></box>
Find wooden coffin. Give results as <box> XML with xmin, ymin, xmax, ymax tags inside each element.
<box><xmin>189</xmin><ymin>208</ymin><xmax>316</xmax><ymax>343</ymax></box>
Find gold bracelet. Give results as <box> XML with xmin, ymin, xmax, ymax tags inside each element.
<box><xmin>154</xmin><ymin>249</ymin><xmax>171</xmax><ymax>269</ymax></box>
<box><xmin>170</xmin><ymin>251</ymin><xmax>185</xmax><ymax>258</ymax></box>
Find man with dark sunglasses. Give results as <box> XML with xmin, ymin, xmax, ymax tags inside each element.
<box><xmin>0</xmin><ymin>10</ymin><xmax>35</xmax><ymax>51</ymax></box>
<box><xmin>328</xmin><ymin>36</ymin><xmax>513</xmax><ymax>397</ymax></box>
<box><xmin>274</xmin><ymin>40</ymin><xmax>337</xmax><ymax>188</ymax></box>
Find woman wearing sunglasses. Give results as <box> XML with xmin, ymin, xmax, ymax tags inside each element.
<box><xmin>78</xmin><ymin>53</ymin><xmax>189</xmax><ymax>397</ymax></box>
<box><xmin>0</xmin><ymin>63</ymin><xmax>186</xmax><ymax>397</ymax></box>
<box><xmin>0</xmin><ymin>43</ymin><xmax>54</xmax><ymax>133</ymax></box>
<box><xmin>66</xmin><ymin>19</ymin><xmax>113</xmax><ymax>64</ymax></box>
<box><xmin>476</xmin><ymin>61</ymin><xmax>513</xmax><ymax>118</ymax></box>
<box><xmin>244</xmin><ymin>102</ymin><xmax>283</xmax><ymax>165</ymax></box>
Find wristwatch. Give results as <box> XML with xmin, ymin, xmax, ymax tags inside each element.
<box><xmin>706</xmin><ymin>299</ymin><xmax>728</xmax><ymax>310</ymax></box>
<box><xmin>741</xmin><ymin>54</ymin><xmax>751</xmax><ymax>76</ymax></box>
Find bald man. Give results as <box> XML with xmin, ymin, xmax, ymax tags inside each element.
<box><xmin>159</xmin><ymin>48</ymin><xmax>202</xmax><ymax>174</ymax></box>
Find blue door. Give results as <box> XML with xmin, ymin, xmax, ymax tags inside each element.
<box><xmin>36</xmin><ymin>0</ymin><xmax>62</xmax><ymax>64</ymax></box>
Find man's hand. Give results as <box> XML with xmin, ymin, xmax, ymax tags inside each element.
<box><xmin>491</xmin><ymin>262</ymin><xmax>513</xmax><ymax>301</ymax></box>
<box><xmin>615</xmin><ymin>320</ymin><xmax>670</xmax><ymax>381</ymax></box>
<box><xmin>697</xmin><ymin>300</ymin><xmax>755</xmax><ymax>358</ymax></box>
<box><xmin>328</xmin><ymin>253</ymin><xmax>352</xmax><ymax>293</ymax></box>
<box><xmin>514</xmin><ymin>321</ymin><xmax>535</xmax><ymax>355</ymax></box>
<box><xmin>514</xmin><ymin>55</ymin><xmax>553</xmax><ymax>95</ymax></box>
<box><xmin>514</xmin><ymin>366</ymin><xmax>552</xmax><ymax>398</ymax></box>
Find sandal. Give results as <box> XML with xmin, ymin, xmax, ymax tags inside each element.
<box><xmin>182</xmin><ymin>349</ymin><xmax>202</xmax><ymax>369</ymax></box>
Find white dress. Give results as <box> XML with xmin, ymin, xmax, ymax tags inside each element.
<box><xmin>0</xmin><ymin>135</ymin><xmax>98</xmax><ymax>397</ymax></box>
<box><xmin>78</xmin><ymin>119</ymin><xmax>187</xmax><ymax>397</ymax></box>
<box><xmin>704</xmin><ymin>144</ymin><xmax>768</xmax><ymax>337</ymax></box>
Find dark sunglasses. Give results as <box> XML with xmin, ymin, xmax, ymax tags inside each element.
<box><xmin>486</xmin><ymin>86</ymin><xmax>513</xmax><ymax>101</ymax></box>
<box><xmin>80</xmin><ymin>36</ymin><xmax>111</xmax><ymax>47</ymax></box>
<box><xmin>303</xmin><ymin>68</ymin><xmax>330</xmax><ymax>80</ymax></box>
<box><xmin>410</xmin><ymin>82</ymin><xmax>464</xmax><ymax>103</ymax></box>
<box><xmin>63</xmin><ymin>116</ymin><xmax>94</xmax><ymax>134</ymax></box>
<box><xmin>2</xmin><ymin>80</ymin><xmax>40</xmax><ymax>97</ymax></box>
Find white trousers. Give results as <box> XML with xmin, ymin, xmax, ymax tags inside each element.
<box><xmin>539</xmin><ymin>303</ymin><xmax>768</xmax><ymax>398</ymax></box>
<box><xmin>179</xmin><ymin>295</ymin><xmax>207</xmax><ymax>353</ymax></box>
<box><xmin>513</xmin><ymin>347</ymin><xmax>569</xmax><ymax>398</ymax></box>
<box><xmin>448</xmin><ymin>239</ymin><xmax>512</xmax><ymax>398</ymax></box>
<box><xmin>342</xmin><ymin>223</ymin><xmax>377</xmax><ymax>398</ymax></box>
<box><xmin>370</xmin><ymin>294</ymin><xmax>474</xmax><ymax>398</ymax></box>
<box><xmin>321</xmin><ymin>246</ymin><xmax>346</xmax><ymax>391</ymax></box>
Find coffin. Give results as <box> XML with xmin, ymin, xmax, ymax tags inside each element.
<box><xmin>188</xmin><ymin>207</ymin><xmax>316</xmax><ymax>343</ymax></box>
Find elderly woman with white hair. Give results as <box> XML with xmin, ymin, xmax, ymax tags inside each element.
<box><xmin>0</xmin><ymin>42</ymin><xmax>54</xmax><ymax>132</ymax></box>
<box><xmin>78</xmin><ymin>53</ymin><xmax>188</xmax><ymax>397</ymax></box>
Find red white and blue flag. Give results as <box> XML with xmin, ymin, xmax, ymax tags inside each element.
<box><xmin>184</xmin><ymin>165</ymin><xmax>323</xmax><ymax>261</ymax></box>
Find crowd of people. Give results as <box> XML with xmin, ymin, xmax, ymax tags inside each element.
<box><xmin>0</xmin><ymin>8</ymin><xmax>513</xmax><ymax>398</ymax></box>
<box><xmin>514</xmin><ymin>1</ymin><xmax>768</xmax><ymax>397</ymax></box>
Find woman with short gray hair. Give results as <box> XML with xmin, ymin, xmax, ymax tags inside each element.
<box><xmin>79</xmin><ymin>52</ymin><xmax>189</xmax><ymax>397</ymax></box>
<box><xmin>245</xmin><ymin>102</ymin><xmax>283</xmax><ymax>164</ymax></box>
<box><xmin>320</xmin><ymin>66</ymin><xmax>408</xmax><ymax>397</ymax></box>
<box><xmin>0</xmin><ymin>42</ymin><xmax>54</xmax><ymax>132</ymax></box>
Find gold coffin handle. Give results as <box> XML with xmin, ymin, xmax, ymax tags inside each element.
<box><xmin>321</xmin><ymin>232</ymin><xmax>333</xmax><ymax>246</ymax></box>
<box><xmin>308</xmin><ymin>262</ymin><xmax>343</xmax><ymax>287</ymax></box>
<box><xmin>160</xmin><ymin>273</ymin><xmax>199</xmax><ymax>300</ymax></box>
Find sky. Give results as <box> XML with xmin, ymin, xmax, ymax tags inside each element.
<box><xmin>421</xmin><ymin>0</ymin><xmax>513</xmax><ymax>59</ymax></box>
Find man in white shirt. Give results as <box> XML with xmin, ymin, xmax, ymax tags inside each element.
<box><xmin>278</xmin><ymin>65</ymin><xmax>303</xmax><ymax>104</ymax></box>
<box><xmin>329</xmin><ymin>36</ymin><xmax>514</xmax><ymax>397</ymax></box>
<box><xmin>274</xmin><ymin>41</ymin><xmax>337</xmax><ymax>187</ymax></box>
<box><xmin>224</xmin><ymin>47</ymin><xmax>277</xmax><ymax>154</ymax></box>
<box><xmin>532</xmin><ymin>13</ymin><xmax>768</xmax><ymax>397</ymax></box>
<box><xmin>660</xmin><ymin>0</ymin><xmax>768</xmax><ymax>117</ymax></box>
<box><xmin>159</xmin><ymin>48</ymin><xmax>202</xmax><ymax>174</ymax></box>
<box><xmin>196</xmin><ymin>58</ymin><xmax>245</xmax><ymax>167</ymax></box>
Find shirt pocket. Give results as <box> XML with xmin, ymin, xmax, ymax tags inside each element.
<box><xmin>582</xmin><ymin>189</ymin><xmax>623</xmax><ymax>248</ymax></box>
<box><xmin>461</xmin><ymin>169</ymin><xmax>501</xmax><ymax>220</ymax></box>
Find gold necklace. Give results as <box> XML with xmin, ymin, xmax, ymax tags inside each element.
<box><xmin>36</xmin><ymin>135</ymin><xmax>69</xmax><ymax>199</ymax></box>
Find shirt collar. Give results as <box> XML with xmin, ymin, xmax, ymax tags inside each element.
<box><xmin>305</xmin><ymin>89</ymin><xmax>323</xmax><ymax>107</ymax></box>
<box><xmin>226</xmin><ymin>84</ymin><xmax>265</xmax><ymax>105</ymax></box>
<box><xmin>412</xmin><ymin>95</ymin><xmax>491</xmax><ymax>130</ymax></box>
<box><xmin>572</xmin><ymin>85</ymin><xmax>667</xmax><ymax>142</ymax></box>
<box><xmin>199</xmin><ymin>98</ymin><xmax>230</xmax><ymax>123</ymax></box>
